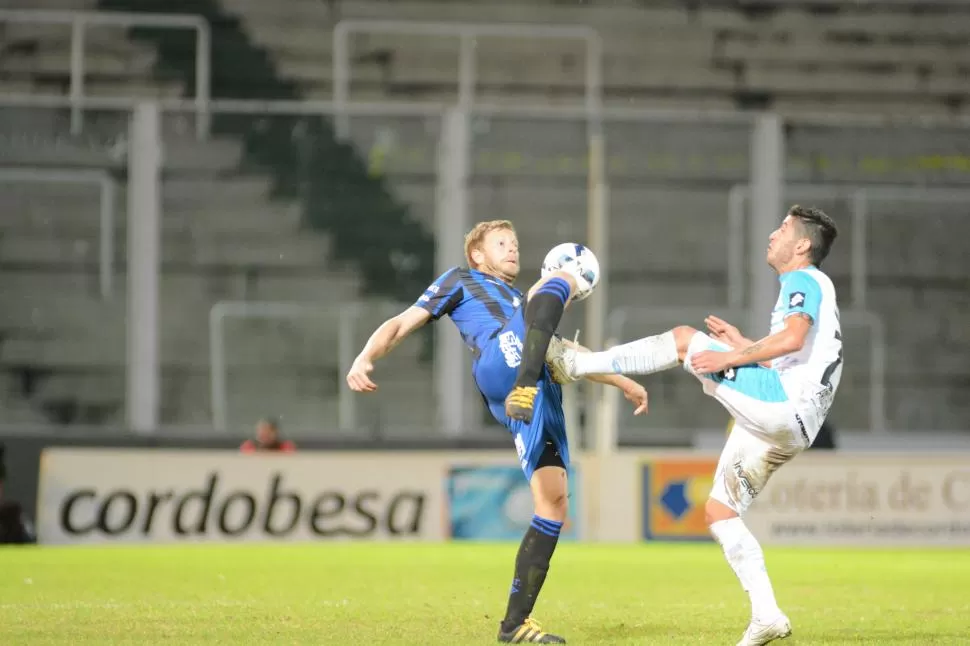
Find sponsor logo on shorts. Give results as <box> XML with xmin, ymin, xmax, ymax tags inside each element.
<box><xmin>794</xmin><ymin>412</ymin><xmax>810</xmax><ymax>445</ymax></box>
<box><xmin>733</xmin><ymin>461</ymin><xmax>759</xmax><ymax>498</ymax></box>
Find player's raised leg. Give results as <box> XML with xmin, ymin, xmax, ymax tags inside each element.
<box><xmin>555</xmin><ymin>325</ymin><xmax>697</xmax><ymax>379</ymax></box>
<box><xmin>504</xmin><ymin>272</ymin><xmax>578</xmax><ymax>423</ymax></box>
<box><xmin>498</xmin><ymin>444</ymin><xmax>568</xmax><ymax>644</ymax></box>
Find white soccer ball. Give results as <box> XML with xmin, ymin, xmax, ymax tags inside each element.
<box><xmin>540</xmin><ymin>242</ymin><xmax>601</xmax><ymax>302</ymax></box>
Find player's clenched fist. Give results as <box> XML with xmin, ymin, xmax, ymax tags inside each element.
<box><xmin>346</xmin><ymin>357</ymin><xmax>378</xmax><ymax>392</ymax></box>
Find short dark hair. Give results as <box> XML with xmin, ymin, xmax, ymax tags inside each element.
<box><xmin>788</xmin><ymin>205</ymin><xmax>837</xmax><ymax>267</ymax></box>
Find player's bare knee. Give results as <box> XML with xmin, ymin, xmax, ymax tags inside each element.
<box><xmin>531</xmin><ymin>467</ymin><xmax>569</xmax><ymax>522</ymax></box>
<box><xmin>705</xmin><ymin>497</ymin><xmax>738</xmax><ymax>526</ymax></box>
<box><xmin>535</xmin><ymin>491</ymin><xmax>568</xmax><ymax>523</ymax></box>
<box><xmin>671</xmin><ymin>325</ymin><xmax>698</xmax><ymax>358</ymax></box>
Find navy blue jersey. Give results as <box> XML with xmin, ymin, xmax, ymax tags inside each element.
<box><xmin>414</xmin><ymin>267</ymin><xmax>524</xmax><ymax>356</ymax></box>
<box><xmin>415</xmin><ymin>267</ymin><xmax>572</xmax><ymax>480</ymax></box>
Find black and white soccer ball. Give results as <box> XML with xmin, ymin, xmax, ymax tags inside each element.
<box><xmin>540</xmin><ymin>243</ymin><xmax>601</xmax><ymax>302</ymax></box>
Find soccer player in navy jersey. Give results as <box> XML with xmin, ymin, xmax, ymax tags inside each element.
<box><xmin>347</xmin><ymin>219</ymin><xmax>648</xmax><ymax>643</ymax></box>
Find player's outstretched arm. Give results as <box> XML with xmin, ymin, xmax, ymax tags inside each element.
<box><xmin>346</xmin><ymin>306</ymin><xmax>432</xmax><ymax>393</ymax></box>
<box><xmin>690</xmin><ymin>314</ymin><xmax>812</xmax><ymax>375</ymax></box>
<box><xmin>585</xmin><ymin>373</ymin><xmax>649</xmax><ymax>415</ymax></box>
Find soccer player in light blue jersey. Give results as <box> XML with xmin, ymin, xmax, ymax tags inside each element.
<box><xmin>550</xmin><ymin>206</ymin><xmax>841</xmax><ymax>646</ymax></box>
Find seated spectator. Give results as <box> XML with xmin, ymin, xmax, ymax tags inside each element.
<box><xmin>240</xmin><ymin>418</ymin><xmax>296</xmax><ymax>453</ymax></box>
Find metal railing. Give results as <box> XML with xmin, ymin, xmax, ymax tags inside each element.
<box><xmin>331</xmin><ymin>19</ymin><xmax>604</xmax><ymax>138</ymax></box>
<box><xmin>0</xmin><ymin>167</ymin><xmax>117</xmax><ymax>300</ymax></box>
<box><xmin>0</xmin><ymin>9</ymin><xmax>211</xmax><ymax>138</ymax></box>
<box><xmin>209</xmin><ymin>301</ymin><xmax>415</xmax><ymax>434</ymax></box>
<box><xmin>1</xmin><ymin>94</ymin><xmax>965</xmax><ymax>435</ymax></box>
<box><xmin>209</xmin><ymin>299</ymin><xmax>585</xmax><ymax>442</ymax></box>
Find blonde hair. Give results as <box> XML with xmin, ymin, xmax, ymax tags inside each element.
<box><xmin>464</xmin><ymin>220</ymin><xmax>515</xmax><ymax>268</ymax></box>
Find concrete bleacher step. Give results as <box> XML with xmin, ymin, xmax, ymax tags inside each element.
<box><xmin>271</xmin><ymin>32</ymin><xmax>716</xmax><ymax>78</ymax></box>
<box><xmin>2</xmin><ymin>20</ymin><xmax>154</xmax><ymax>53</ymax></box>
<box><xmin>0</xmin><ymin>203</ymin><xmax>304</xmax><ymax>237</ymax></box>
<box><xmin>202</xmin><ymin>371</ymin><xmax>446</xmax><ymax>430</ymax></box>
<box><xmin>886</xmin><ymin>383</ymin><xmax>970</xmax><ymax>431</ymax></box>
<box><xmin>0</xmin><ymin>266</ymin><xmax>361</xmax><ymax>301</ymax></box>
<box><xmin>1</xmin><ymin>50</ymin><xmax>157</xmax><ymax>79</ymax></box>
<box><xmin>0</xmin><ymin>270</ymin><xmax>362</xmax><ymax>335</ymax></box>
<box><xmin>0</xmin><ymin>181</ymin><xmax>301</xmax><ymax>232</ymax></box>
<box><xmin>769</xmin><ymin>97</ymin><xmax>962</xmax><ymax>119</ymax></box>
<box><xmin>766</xmin><ymin>9</ymin><xmax>970</xmax><ymax>38</ymax></box>
<box><xmin>164</xmin><ymin>200</ymin><xmax>305</xmax><ymax>233</ymax></box>
<box><xmin>719</xmin><ymin>38</ymin><xmax>970</xmax><ymax>70</ymax></box>
<box><xmin>161</xmin><ymin>138</ymin><xmax>246</xmax><ymax>172</ymax></box>
<box><xmin>1</xmin><ymin>0</ymin><xmax>97</xmax><ymax>10</ymax></box>
<box><xmin>0</xmin><ymin>229</ymin><xmax>331</xmax><ymax>269</ymax></box>
<box><xmin>33</xmin><ymin>373</ymin><xmax>126</xmax><ymax>405</ymax></box>
<box><xmin>0</xmin><ymin>397</ymin><xmax>51</xmax><ymax>426</ymax></box>
<box><xmin>161</xmin><ymin>175</ymin><xmax>275</xmax><ymax>205</ymax></box>
<box><xmin>233</xmin><ymin>0</ymin><xmax>970</xmax><ymax>109</ymax></box>
<box><xmin>743</xmin><ymin>65</ymin><xmax>963</xmax><ymax>97</ymax></box>
<box><xmin>36</xmin><ymin>78</ymin><xmax>186</xmax><ymax>99</ymax></box>
<box><xmin>32</xmin><ymin>367</ymin><xmax>346</xmax><ymax>417</ymax></box>
<box><xmin>0</xmin><ymin>329</ymin><xmax>356</xmax><ymax>371</ymax></box>
<box><xmin>225</xmin><ymin>0</ymin><xmax>692</xmax><ymax>31</ymax></box>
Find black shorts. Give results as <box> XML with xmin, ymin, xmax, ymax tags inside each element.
<box><xmin>534</xmin><ymin>439</ymin><xmax>566</xmax><ymax>471</ymax></box>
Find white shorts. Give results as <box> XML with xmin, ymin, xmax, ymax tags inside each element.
<box><xmin>683</xmin><ymin>332</ymin><xmax>808</xmax><ymax>514</ymax></box>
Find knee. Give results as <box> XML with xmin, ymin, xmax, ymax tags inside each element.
<box><xmin>704</xmin><ymin>497</ymin><xmax>738</xmax><ymax>526</ymax></box>
<box><xmin>671</xmin><ymin>325</ymin><xmax>698</xmax><ymax>355</ymax></box>
<box><xmin>534</xmin><ymin>489</ymin><xmax>569</xmax><ymax>523</ymax></box>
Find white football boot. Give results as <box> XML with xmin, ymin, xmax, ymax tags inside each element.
<box><xmin>736</xmin><ymin>615</ymin><xmax>792</xmax><ymax>646</ymax></box>
<box><xmin>545</xmin><ymin>333</ymin><xmax>580</xmax><ymax>384</ymax></box>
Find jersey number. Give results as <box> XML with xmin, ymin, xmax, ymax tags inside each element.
<box><xmin>821</xmin><ymin>330</ymin><xmax>843</xmax><ymax>388</ymax></box>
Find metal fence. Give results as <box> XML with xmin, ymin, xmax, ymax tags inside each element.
<box><xmin>1</xmin><ymin>94</ymin><xmax>968</xmax><ymax>440</ymax></box>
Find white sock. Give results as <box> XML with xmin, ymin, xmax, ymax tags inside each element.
<box><xmin>572</xmin><ymin>331</ymin><xmax>679</xmax><ymax>376</ymax></box>
<box><xmin>710</xmin><ymin>517</ymin><xmax>783</xmax><ymax>623</ymax></box>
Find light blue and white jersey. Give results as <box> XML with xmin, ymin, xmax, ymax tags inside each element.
<box><xmin>769</xmin><ymin>266</ymin><xmax>843</xmax><ymax>436</ymax></box>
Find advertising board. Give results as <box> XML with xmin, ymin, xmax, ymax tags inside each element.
<box><xmin>446</xmin><ymin>464</ymin><xmax>580</xmax><ymax>540</ymax></box>
<box><xmin>36</xmin><ymin>448</ymin><xmax>446</xmax><ymax>544</ymax></box>
<box><xmin>637</xmin><ymin>453</ymin><xmax>970</xmax><ymax>546</ymax></box>
<box><xmin>35</xmin><ymin>447</ymin><xmax>970</xmax><ymax>547</ymax></box>
<box><xmin>744</xmin><ymin>454</ymin><xmax>970</xmax><ymax>546</ymax></box>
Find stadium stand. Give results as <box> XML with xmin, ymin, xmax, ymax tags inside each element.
<box><xmin>1</xmin><ymin>0</ymin><xmax>969</xmax><ymax>436</ymax></box>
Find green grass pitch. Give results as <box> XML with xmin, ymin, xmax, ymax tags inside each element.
<box><xmin>1</xmin><ymin>543</ymin><xmax>967</xmax><ymax>645</ymax></box>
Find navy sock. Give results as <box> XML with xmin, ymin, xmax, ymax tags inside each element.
<box><xmin>501</xmin><ymin>515</ymin><xmax>564</xmax><ymax>632</ymax></box>
<box><xmin>513</xmin><ymin>278</ymin><xmax>570</xmax><ymax>389</ymax></box>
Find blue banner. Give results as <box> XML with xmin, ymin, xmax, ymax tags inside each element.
<box><xmin>446</xmin><ymin>465</ymin><xmax>580</xmax><ymax>540</ymax></box>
